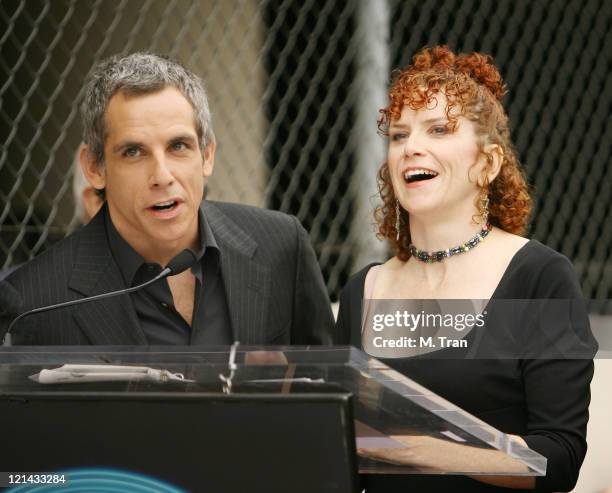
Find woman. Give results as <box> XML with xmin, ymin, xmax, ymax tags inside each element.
<box><xmin>336</xmin><ymin>46</ymin><xmax>597</xmax><ymax>492</ymax></box>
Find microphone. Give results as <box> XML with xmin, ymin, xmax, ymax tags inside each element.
<box><xmin>3</xmin><ymin>249</ymin><xmax>197</xmax><ymax>343</ymax></box>
<box><xmin>164</xmin><ymin>249</ymin><xmax>198</xmax><ymax>276</ymax></box>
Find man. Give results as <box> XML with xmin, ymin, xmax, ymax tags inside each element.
<box><xmin>3</xmin><ymin>52</ymin><xmax>334</xmax><ymax>345</ymax></box>
<box><xmin>0</xmin><ymin>145</ymin><xmax>103</xmax><ymax>346</ymax></box>
<box><xmin>0</xmin><ymin>144</ymin><xmax>102</xmax><ymax>284</ymax></box>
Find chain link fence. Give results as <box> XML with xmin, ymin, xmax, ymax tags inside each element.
<box><xmin>1</xmin><ymin>0</ymin><xmax>610</xmax><ymax>308</ymax></box>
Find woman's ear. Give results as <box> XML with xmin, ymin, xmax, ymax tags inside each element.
<box><xmin>482</xmin><ymin>143</ymin><xmax>503</xmax><ymax>184</ymax></box>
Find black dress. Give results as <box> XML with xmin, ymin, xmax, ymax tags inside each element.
<box><xmin>336</xmin><ymin>240</ymin><xmax>597</xmax><ymax>492</ymax></box>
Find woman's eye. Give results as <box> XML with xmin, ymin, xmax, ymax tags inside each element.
<box><xmin>430</xmin><ymin>125</ymin><xmax>448</xmax><ymax>135</ymax></box>
<box><xmin>390</xmin><ymin>133</ymin><xmax>407</xmax><ymax>142</ymax></box>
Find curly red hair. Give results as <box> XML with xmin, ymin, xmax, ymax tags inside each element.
<box><xmin>375</xmin><ymin>45</ymin><xmax>532</xmax><ymax>261</ymax></box>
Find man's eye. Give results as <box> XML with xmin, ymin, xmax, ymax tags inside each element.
<box><xmin>171</xmin><ymin>141</ymin><xmax>187</xmax><ymax>151</ymax></box>
<box><xmin>124</xmin><ymin>147</ymin><xmax>141</xmax><ymax>157</ymax></box>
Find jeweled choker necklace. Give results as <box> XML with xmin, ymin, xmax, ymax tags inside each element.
<box><xmin>409</xmin><ymin>223</ymin><xmax>492</xmax><ymax>263</ymax></box>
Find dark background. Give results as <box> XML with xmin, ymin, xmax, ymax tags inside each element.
<box><xmin>1</xmin><ymin>0</ymin><xmax>610</xmax><ymax>308</ymax></box>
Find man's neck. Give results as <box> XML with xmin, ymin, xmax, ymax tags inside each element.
<box><xmin>140</xmin><ymin>243</ymin><xmax>198</xmax><ymax>268</ymax></box>
<box><xmin>108</xmin><ymin>212</ymin><xmax>199</xmax><ymax>267</ymax></box>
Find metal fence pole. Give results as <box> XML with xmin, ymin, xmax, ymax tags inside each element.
<box><xmin>351</xmin><ymin>0</ymin><xmax>389</xmax><ymax>271</ymax></box>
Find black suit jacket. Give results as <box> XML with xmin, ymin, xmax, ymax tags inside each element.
<box><xmin>3</xmin><ymin>201</ymin><xmax>335</xmax><ymax>346</ymax></box>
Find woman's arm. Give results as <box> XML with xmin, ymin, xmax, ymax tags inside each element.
<box><xmin>470</xmin><ymin>435</ymin><xmax>535</xmax><ymax>489</ymax></box>
<box><xmin>517</xmin><ymin>253</ymin><xmax>597</xmax><ymax>491</ymax></box>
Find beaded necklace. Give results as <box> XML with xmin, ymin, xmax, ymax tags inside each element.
<box><xmin>409</xmin><ymin>223</ymin><xmax>491</xmax><ymax>263</ymax></box>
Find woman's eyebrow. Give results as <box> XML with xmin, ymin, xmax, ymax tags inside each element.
<box><xmin>422</xmin><ymin>117</ymin><xmax>448</xmax><ymax>125</ymax></box>
<box><xmin>390</xmin><ymin>117</ymin><xmax>448</xmax><ymax>130</ymax></box>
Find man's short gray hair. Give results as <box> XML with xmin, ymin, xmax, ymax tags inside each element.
<box><xmin>81</xmin><ymin>52</ymin><xmax>214</xmax><ymax>167</ymax></box>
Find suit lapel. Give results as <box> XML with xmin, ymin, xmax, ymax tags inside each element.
<box><xmin>203</xmin><ymin>202</ymin><xmax>271</xmax><ymax>344</ymax></box>
<box><xmin>68</xmin><ymin>207</ymin><xmax>147</xmax><ymax>345</ymax></box>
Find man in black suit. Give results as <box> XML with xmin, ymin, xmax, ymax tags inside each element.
<box><xmin>2</xmin><ymin>52</ymin><xmax>335</xmax><ymax>346</ymax></box>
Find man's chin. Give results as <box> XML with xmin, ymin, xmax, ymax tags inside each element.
<box><xmin>148</xmin><ymin>232</ymin><xmax>191</xmax><ymax>248</ymax></box>
<box><xmin>145</xmin><ymin>225</ymin><xmax>198</xmax><ymax>252</ymax></box>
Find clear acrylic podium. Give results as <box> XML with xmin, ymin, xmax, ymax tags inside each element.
<box><xmin>0</xmin><ymin>345</ymin><xmax>546</xmax><ymax>492</ymax></box>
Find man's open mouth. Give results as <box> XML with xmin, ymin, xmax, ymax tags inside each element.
<box><xmin>150</xmin><ymin>200</ymin><xmax>179</xmax><ymax>211</ymax></box>
<box><xmin>403</xmin><ymin>168</ymin><xmax>439</xmax><ymax>184</ymax></box>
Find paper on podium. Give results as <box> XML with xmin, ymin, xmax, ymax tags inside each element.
<box><xmin>29</xmin><ymin>364</ymin><xmax>194</xmax><ymax>384</ymax></box>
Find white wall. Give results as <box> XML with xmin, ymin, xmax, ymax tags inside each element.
<box><xmin>575</xmin><ymin>316</ymin><xmax>612</xmax><ymax>493</ymax></box>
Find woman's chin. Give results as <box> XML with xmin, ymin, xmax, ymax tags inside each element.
<box><xmin>399</xmin><ymin>201</ymin><xmax>441</xmax><ymax>219</ymax></box>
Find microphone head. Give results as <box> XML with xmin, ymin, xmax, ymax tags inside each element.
<box><xmin>166</xmin><ymin>249</ymin><xmax>198</xmax><ymax>275</ymax></box>
<box><xmin>0</xmin><ymin>281</ymin><xmax>23</xmax><ymax>315</ymax></box>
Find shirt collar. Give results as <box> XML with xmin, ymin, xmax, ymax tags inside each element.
<box><xmin>105</xmin><ymin>204</ymin><xmax>219</xmax><ymax>287</ymax></box>
<box><xmin>198</xmin><ymin>203</ymin><xmax>219</xmax><ymax>254</ymax></box>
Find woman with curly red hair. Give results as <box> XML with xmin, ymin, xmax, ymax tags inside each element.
<box><xmin>336</xmin><ymin>46</ymin><xmax>596</xmax><ymax>492</ymax></box>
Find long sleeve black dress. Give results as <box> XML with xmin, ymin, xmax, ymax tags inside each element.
<box><xmin>336</xmin><ymin>240</ymin><xmax>597</xmax><ymax>492</ymax></box>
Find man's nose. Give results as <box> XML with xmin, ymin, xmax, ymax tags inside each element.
<box><xmin>149</xmin><ymin>152</ymin><xmax>175</xmax><ymax>188</ymax></box>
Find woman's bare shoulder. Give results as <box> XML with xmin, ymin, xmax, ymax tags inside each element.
<box><xmin>480</xmin><ymin>229</ymin><xmax>530</xmax><ymax>269</ymax></box>
<box><xmin>365</xmin><ymin>257</ymin><xmax>407</xmax><ymax>298</ymax></box>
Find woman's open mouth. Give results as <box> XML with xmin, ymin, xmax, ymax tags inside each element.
<box><xmin>403</xmin><ymin>168</ymin><xmax>439</xmax><ymax>185</ymax></box>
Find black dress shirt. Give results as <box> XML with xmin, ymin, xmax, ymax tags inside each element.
<box><xmin>105</xmin><ymin>208</ymin><xmax>232</xmax><ymax>345</ymax></box>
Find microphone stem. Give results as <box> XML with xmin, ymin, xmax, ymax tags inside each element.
<box><xmin>5</xmin><ymin>267</ymin><xmax>172</xmax><ymax>338</ymax></box>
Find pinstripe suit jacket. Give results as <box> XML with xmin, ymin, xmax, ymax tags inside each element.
<box><xmin>3</xmin><ymin>201</ymin><xmax>335</xmax><ymax>345</ymax></box>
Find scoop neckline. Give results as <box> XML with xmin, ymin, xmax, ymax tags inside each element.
<box><xmin>363</xmin><ymin>238</ymin><xmax>536</xmax><ymax>302</ymax></box>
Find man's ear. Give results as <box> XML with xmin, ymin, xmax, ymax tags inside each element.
<box><xmin>81</xmin><ymin>186</ymin><xmax>104</xmax><ymax>222</ymax></box>
<box><xmin>481</xmin><ymin>143</ymin><xmax>503</xmax><ymax>185</ymax></box>
<box><xmin>202</xmin><ymin>141</ymin><xmax>216</xmax><ymax>178</ymax></box>
<box><xmin>79</xmin><ymin>144</ymin><xmax>106</xmax><ymax>190</ymax></box>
